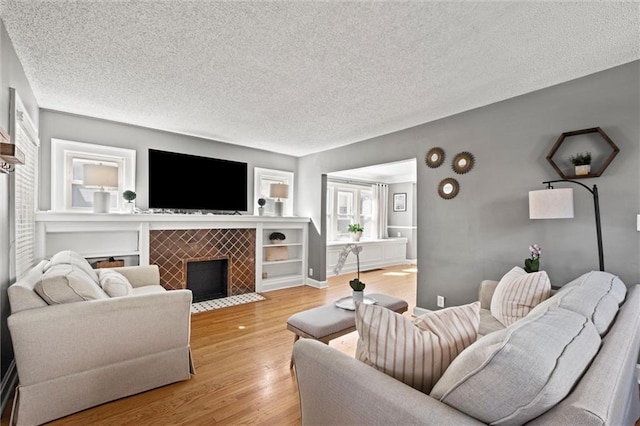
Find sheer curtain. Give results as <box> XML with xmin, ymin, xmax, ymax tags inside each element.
<box><xmin>372</xmin><ymin>183</ymin><xmax>388</xmax><ymax>239</ymax></box>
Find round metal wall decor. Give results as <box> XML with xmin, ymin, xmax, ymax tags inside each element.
<box><xmin>438</xmin><ymin>177</ymin><xmax>460</xmax><ymax>200</ymax></box>
<box><xmin>452</xmin><ymin>151</ymin><xmax>474</xmax><ymax>174</ymax></box>
<box><xmin>425</xmin><ymin>147</ymin><xmax>445</xmax><ymax>168</ymax></box>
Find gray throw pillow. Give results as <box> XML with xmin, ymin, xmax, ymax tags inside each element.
<box><xmin>531</xmin><ymin>270</ymin><xmax>627</xmax><ymax>336</ymax></box>
<box><xmin>562</xmin><ymin>270</ymin><xmax>626</xmax><ymax>304</ymax></box>
<box><xmin>430</xmin><ymin>305</ymin><xmax>600</xmax><ymax>425</ymax></box>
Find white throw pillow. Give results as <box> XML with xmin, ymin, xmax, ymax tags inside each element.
<box><xmin>355</xmin><ymin>301</ymin><xmax>480</xmax><ymax>394</ymax></box>
<box><xmin>490</xmin><ymin>266</ymin><xmax>551</xmax><ymax>326</ymax></box>
<box><xmin>99</xmin><ymin>269</ymin><xmax>134</xmax><ymax>298</ymax></box>
<box><xmin>44</xmin><ymin>250</ymin><xmax>99</xmax><ymax>283</ymax></box>
<box><xmin>35</xmin><ymin>264</ymin><xmax>109</xmax><ymax>304</ymax></box>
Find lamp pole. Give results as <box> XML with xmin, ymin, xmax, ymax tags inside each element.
<box><xmin>542</xmin><ymin>179</ymin><xmax>604</xmax><ymax>272</ymax></box>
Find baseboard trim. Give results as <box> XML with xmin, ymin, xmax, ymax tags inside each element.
<box><xmin>413</xmin><ymin>306</ymin><xmax>431</xmax><ymax>317</ymax></box>
<box><xmin>1</xmin><ymin>360</ymin><xmax>18</xmax><ymax>415</ymax></box>
<box><xmin>305</xmin><ymin>278</ymin><xmax>328</xmax><ymax>289</ymax></box>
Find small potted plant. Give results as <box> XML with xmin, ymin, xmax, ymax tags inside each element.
<box><xmin>257</xmin><ymin>198</ymin><xmax>266</xmax><ymax>216</ymax></box>
<box><xmin>524</xmin><ymin>243</ymin><xmax>541</xmax><ymax>273</ymax></box>
<box><xmin>570</xmin><ymin>151</ymin><xmax>592</xmax><ymax>176</ymax></box>
<box><xmin>348</xmin><ymin>223</ymin><xmax>364</xmax><ymax>241</ymax></box>
<box><xmin>122</xmin><ymin>190</ymin><xmax>136</xmax><ymax>213</ymax></box>
<box><xmin>269</xmin><ymin>231</ymin><xmax>286</xmax><ymax>244</ymax></box>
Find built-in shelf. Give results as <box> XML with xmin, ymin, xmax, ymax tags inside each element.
<box><xmin>36</xmin><ymin>213</ymin><xmax>309</xmax><ymax>293</ymax></box>
<box><xmin>262</xmin><ymin>242</ymin><xmax>303</xmax><ymax>248</ymax></box>
<box><xmin>83</xmin><ymin>251</ymin><xmax>141</xmax><ymax>258</ymax></box>
<box><xmin>263</xmin><ymin>259</ymin><xmax>303</xmax><ymax>265</ymax></box>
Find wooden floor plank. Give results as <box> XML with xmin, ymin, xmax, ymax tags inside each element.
<box><xmin>1</xmin><ymin>264</ymin><xmax>417</xmax><ymax>425</ymax></box>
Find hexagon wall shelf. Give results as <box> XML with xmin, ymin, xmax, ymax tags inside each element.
<box><xmin>546</xmin><ymin>127</ymin><xmax>619</xmax><ymax>179</ymax></box>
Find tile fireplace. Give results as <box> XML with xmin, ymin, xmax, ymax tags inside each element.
<box><xmin>149</xmin><ymin>228</ymin><xmax>256</xmax><ymax>296</ymax></box>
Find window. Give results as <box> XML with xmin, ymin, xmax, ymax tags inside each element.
<box><xmin>326</xmin><ymin>181</ymin><xmax>374</xmax><ymax>241</ymax></box>
<box><xmin>10</xmin><ymin>89</ymin><xmax>40</xmax><ymax>278</ymax></box>
<box><xmin>253</xmin><ymin>167</ymin><xmax>294</xmax><ymax>216</ymax></box>
<box><xmin>51</xmin><ymin>139</ymin><xmax>136</xmax><ymax>212</ymax></box>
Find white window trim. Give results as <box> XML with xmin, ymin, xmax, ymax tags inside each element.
<box><xmin>326</xmin><ymin>181</ymin><xmax>374</xmax><ymax>241</ymax></box>
<box><xmin>51</xmin><ymin>139</ymin><xmax>136</xmax><ymax>212</ymax></box>
<box><xmin>253</xmin><ymin>167</ymin><xmax>294</xmax><ymax>216</ymax></box>
<box><xmin>9</xmin><ymin>88</ymin><xmax>40</xmax><ymax>279</ymax></box>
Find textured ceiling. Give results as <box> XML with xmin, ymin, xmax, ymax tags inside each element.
<box><xmin>1</xmin><ymin>1</ymin><xmax>639</xmax><ymax>157</ymax></box>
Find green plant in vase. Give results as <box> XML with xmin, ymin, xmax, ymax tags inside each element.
<box><xmin>570</xmin><ymin>151</ymin><xmax>592</xmax><ymax>176</ymax></box>
<box><xmin>122</xmin><ymin>190</ymin><xmax>136</xmax><ymax>213</ymax></box>
<box><xmin>348</xmin><ymin>223</ymin><xmax>364</xmax><ymax>241</ymax></box>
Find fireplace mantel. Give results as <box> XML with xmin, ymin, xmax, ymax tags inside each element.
<box><xmin>35</xmin><ymin>212</ymin><xmax>310</xmax><ymax>292</ymax></box>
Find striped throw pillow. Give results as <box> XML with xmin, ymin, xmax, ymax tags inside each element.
<box><xmin>355</xmin><ymin>301</ymin><xmax>480</xmax><ymax>394</ymax></box>
<box><xmin>490</xmin><ymin>266</ymin><xmax>551</xmax><ymax>326</ymax></box>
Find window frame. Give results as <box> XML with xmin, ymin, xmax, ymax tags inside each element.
<box><xmin>51</xmin><ymin>139</ymin><xmax>136</xmax><ymax>212</ymax></box>
<box><xmin>326</xmin><ymin>181</ymin><xmax>375</xmax><ymax>241</ymax></box>
<box><xmin>253</xmin><ymin>167</ymin><xmax>294</xmax><ymax>216</ymax></box>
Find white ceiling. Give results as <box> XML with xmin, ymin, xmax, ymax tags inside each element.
<box><xmin>1</xmin><ymin>1</ymin><xmax>638</xmax><ymax>157</ymax></box>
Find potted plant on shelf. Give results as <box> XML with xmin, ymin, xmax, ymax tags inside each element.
<box><xmin>122</xmin><ymin>190</ymin><xmax>136</xmax><ymax>213</ymax></box>
<box><xmin>333</xmin><ymin>244</ymin><xmax>365</xmax><ymax>303</ymax></box>
<box><xmin>269</xmin><ymin>232</ymin><xmax>286</xmax><ymax>244</ymax></box>
<box><xmin>257</xmin><ymin>198</ymin><xmax>266</xmax><ymax>216</ymax></box>
<box><xmin>348</xmin><ymin>223</ymin><xmax>364</xmax><ymax>241</ymax></box>
<box><xmin>570</xmin><ymin>151</ymin><xmax>592</xmax><ymax>176</ymax></box>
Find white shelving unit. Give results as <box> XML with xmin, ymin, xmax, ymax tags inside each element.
<box><xmin>257</xmin><ymin>223</ymin><xmax>308</xmax><ymax>292</ymax></box>
<box><xmin>35</xmin><ymin>212</ymin><xmax>309</xmax><ymax>292</ymax></box>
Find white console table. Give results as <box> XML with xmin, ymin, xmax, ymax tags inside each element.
<box><xmin>35</xmin><ymin>212</ymin><xmax>309</xmax><ymax>293</ymax></box>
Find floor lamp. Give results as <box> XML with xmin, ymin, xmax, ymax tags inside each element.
<box><xmin>529</xmin><ymin>179</ymin><xmax>604</xmax><ymax>271</ymax></box>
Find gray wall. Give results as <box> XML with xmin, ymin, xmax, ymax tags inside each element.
<box><xmin>298</xmin><ymin>61</ymin><xmax>640</xmax><ymax>310</ymax></box>
<box><xmin>38</xmin><ymin>110</ymin><xmax>298</xmax><ymax>212</ymax></box>
<box><xmin>0</xmin><ymin>19</ymin><xmax>39</xmax><ymax>398</ymax></box>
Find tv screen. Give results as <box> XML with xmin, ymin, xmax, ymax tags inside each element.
<box><xmin>148</xmin><ymin>149</ymin><xmax>248</xmax><ymax>212</ymax></box>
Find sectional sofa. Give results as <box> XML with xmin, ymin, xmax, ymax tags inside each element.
<box><xmin>294</xmin><ymin>269</ymin><xmax>640</xmax><ymax>425</ymax></box>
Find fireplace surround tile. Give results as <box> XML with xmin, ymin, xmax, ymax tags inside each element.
<box><xmin>150</xmin><ymin>228</ymin><xmax>256</xmax><ymax>296</ymax></box>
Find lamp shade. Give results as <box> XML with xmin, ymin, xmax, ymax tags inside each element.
<box><xmin>270</xmin><ymin>183</ymin><xmax>289</xmax><ymax>199</ymax></box>
<box><xmin>83</xmin><ymin>164</ymin><xmax>118</xmax><ymax>188</ymax></box>
<box><xmin>529</xmin><ymin>188</ymin><xmax>574</xmax><ymax>219</ymax></box>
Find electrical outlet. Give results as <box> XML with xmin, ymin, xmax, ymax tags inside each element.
<box><xmin>437</xmin><ymin>295</ymin><xmax>445</xmax><ymax>308</ymax></box>
<box><xmin>308</xmin><ymin>268</ymin><xmax>313</xmax><ymax>276</ymax></box>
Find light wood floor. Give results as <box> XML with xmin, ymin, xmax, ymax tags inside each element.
<box><xmin>1</xmin><ymin>264</ymin><xmax>417</xmax><ymax>425</ymax></box>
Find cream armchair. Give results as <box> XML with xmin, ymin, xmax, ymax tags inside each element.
<box><xmin>7</xmin><ymin>257</ymin><xmax>194</xmax><ymax>426</ymax></box>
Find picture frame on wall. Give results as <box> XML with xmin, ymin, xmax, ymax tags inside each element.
<box><xmin>393</xmin><ymin>193</ymin><xmax>407</xmax><ymax>212</ymax></box>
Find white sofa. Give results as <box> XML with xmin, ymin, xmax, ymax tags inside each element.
<box><xmin>7</xmin><ymin>251</ymin><xmax>194</xmax><ymax>426</ymax></box>
<box><xmin>294</xmin><ymin>271</ymin><xmax>640</xmax><ymax>425</ymax></box>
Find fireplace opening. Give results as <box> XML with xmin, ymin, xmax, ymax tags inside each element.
<box><xmin>186</xmin><ymin>258</ymin><xmax>229</xmax><ymax>302</ymax></box>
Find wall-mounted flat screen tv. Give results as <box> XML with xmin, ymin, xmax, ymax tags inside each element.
<box><xmin>148</xmin><ymin>149</ymin><xmax>248</xmax><ymax>212</ymax></box>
